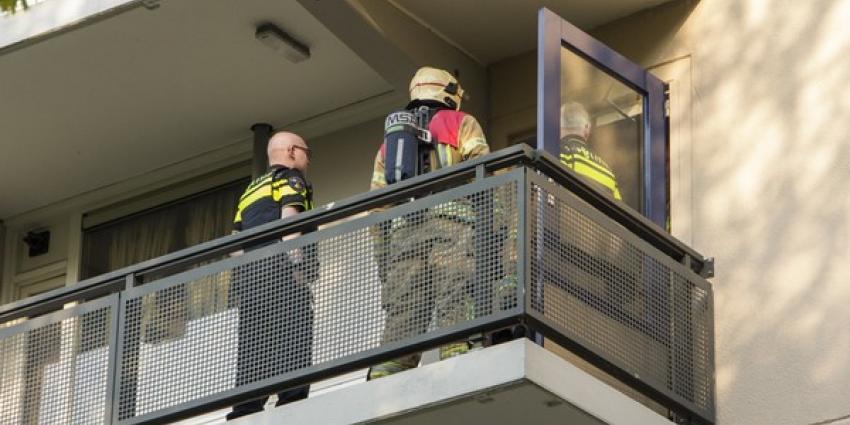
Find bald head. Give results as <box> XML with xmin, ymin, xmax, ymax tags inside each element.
<box><xmin>268</xmin><ymin>131</ymin><xmax>310</xmax><ymax>172</ymax></box>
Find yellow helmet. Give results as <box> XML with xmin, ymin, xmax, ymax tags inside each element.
<box><xmin>408</xmin><ymin>66</ymin><xmax>465</xmax><ymax>110</ymax></box>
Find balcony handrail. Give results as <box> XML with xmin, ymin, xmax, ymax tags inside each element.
<box><xmin>531</xmin><ymin>149</ymin><xmax>713</xmax><ymax>277</ymax></box>
<box><xmin>0</xmin><ymin>144</ymin><xmax>710</xmax><ymax>323</ymax></box>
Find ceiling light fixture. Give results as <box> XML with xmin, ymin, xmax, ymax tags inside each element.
<box><xmin>255</xmin><ymin>22</ymin><xmax>310</xmax><ymax>63</ymax></box>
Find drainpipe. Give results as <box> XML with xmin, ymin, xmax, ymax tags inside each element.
<box><xmin>251</xmin><ymin>123</ymin><xmax>274</xmax><ymax>179</ymax></box>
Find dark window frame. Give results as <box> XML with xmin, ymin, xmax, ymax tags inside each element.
<box><xmin>537</xmin><ymin>7</ymin><xmax>668</xmax><ymax>228</ymax></box>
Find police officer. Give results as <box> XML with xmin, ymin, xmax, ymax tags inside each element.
<box><xmin>556</xmin><ymin>102</ymin><xmax>627</xmax><ymax>309</ymax></box>
<box><xmin>368</xmin><ymin>67</ymin><xmax>490</xmax><ymax>380</ymax></box>
<box><xmin>559</xmin><ymin>101</ymin><xmax>622</xmax><ymax>199</ymax></box>
<box><xmin>227</xmin><ymin>131</ymin><xmax>316</xmax><ymax>421</ymax></box>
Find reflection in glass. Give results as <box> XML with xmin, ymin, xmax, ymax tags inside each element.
<box><xmin>560</xmin><ymin>46</ymin><xmax>644</xmax><ymax>211</ymax></box>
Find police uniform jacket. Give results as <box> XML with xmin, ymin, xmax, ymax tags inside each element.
<box><xmin>234</xmin><ymin>165</ymin><xmax>315</xmax><ymax>250</ymax></box>
<box><xmin>559</xmin><ymin>136</ymin><xmax>622</xmax><ymax>201</ymax></box>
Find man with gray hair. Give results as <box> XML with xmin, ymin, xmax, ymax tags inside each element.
<box><xmin>559</xmin><ymin>101</ymin><xmax>622</xmax><ymax>200</ymax></box>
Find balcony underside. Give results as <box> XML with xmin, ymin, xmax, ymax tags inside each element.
<box><xmin>229</xmin><ymin>340</ymin><xmax>671</xmax><ymax>425</ymax></box>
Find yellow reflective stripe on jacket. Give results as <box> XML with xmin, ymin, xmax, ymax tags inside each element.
<box><xmin>560</xmin><ymin>153</ymin><xmax>617</xmax><ymax>180</ymax></box>
<box><xmin>237</xmin><ymin>185</ymin><xmax>272</xmax><ymax>213</ymax></box>
<box><xmin>273</xmin><ymin>180</ymin><xmax>313</xmax><ymax>210</ymax></box>
<box><xmin>560</xmin><ymin>153</ymin><xmax>622</xmax><ymax>201</ymax></box>
<box><xmin>238</xmin><ymin>176</ymin><xmax>272</xmax><ymax>203</ymax></box>
<box><xmin>371</xmin><ymin>171</ymin><xmax>385</xmax><ymax>190</ymax></box>
<box><xmin>270</xmin><ymin>180</ymin><xmax>299</xmax><ymax>202</ymax></box>
<box><xmin>436</xmin><ymin>143</ymin><xmax>448</xmax><ymax>168</ymax></box>
<box><xmin>371</xmin><ymin>149</ymin><xmax>387</xmax><ymax>191</ymax></box>
<box><xmin>458</xmin><ymin>115</ymin><xmax>488</xmax><ymax>161</ymax></box>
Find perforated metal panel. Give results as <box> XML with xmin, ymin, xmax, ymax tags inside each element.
<box><xmin>527</xmin><ymin>175</ymin><xmax>714</xmax><ymax>419</ymax></box>
<box><xmin>0</xmin><ymin>298</ymin><xmax>115</xmax><ymax>425</ymax></box>
<box><xmin>115</xmin><ymin>176</ymin><xmax>519</xmax><ymax>422</ymax></box>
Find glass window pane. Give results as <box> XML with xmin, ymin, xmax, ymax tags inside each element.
<box><xmin>560</xmin><ymin>45</ymin><xmax>644</xmax><ymax>211</ymax></box>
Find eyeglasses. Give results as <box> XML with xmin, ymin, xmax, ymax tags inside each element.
<box><xmin>292</xmin><ymin>145</ymin><xmax>311</xmax><ymax>158</ymax></box>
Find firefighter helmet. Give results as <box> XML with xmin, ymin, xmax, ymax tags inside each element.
<box><xmin>408</xmin><ymin>66</ymin><xmax>465</xmax><ymax>110</ymax></box>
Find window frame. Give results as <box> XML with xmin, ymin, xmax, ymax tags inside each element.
<box><xmin>537</xmin><ymin>7</ymin><xmax>667</xmax><ymax>227</ymax></box>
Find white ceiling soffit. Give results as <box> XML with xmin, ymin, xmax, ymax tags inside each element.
<box><xmin>393</xmin><ymin>0</ymin><xmax>673</xmax><ymax>65</ymax></box>
<box><xmin>0</xmin><ymin>0</ymin><xmax>392</xmax><ymax>220</ymax></box>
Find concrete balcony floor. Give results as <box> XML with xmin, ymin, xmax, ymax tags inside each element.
<box><xmin>224</xmin><ymin>339</ymin><xmax>672</xmax><ymax>425</ymax></box>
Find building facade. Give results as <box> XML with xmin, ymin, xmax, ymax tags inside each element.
<box><xmin>1</xmin><ymin>0</ymin><xmax>849</xmax><ymax>424</ymax></box>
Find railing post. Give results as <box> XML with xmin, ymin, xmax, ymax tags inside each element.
<box><xmin>111</xmin><ymin>273</ymin><xmax>137</xmax><ymax>424</ymax></box>
<box><xmin>516</xmin><ymin>165</ymin><xmax>535</xmax><ymax>341</ymax></box>
<box><xmin>124</xmin><ymin>273</ymin><xmax>135</xmax><ymax>291</ymax></box>
<box><xmin>104</xmin><ymin>292</ymin><xmax>122</xmax><ymax>425</ymax></box>
<box><xmin>472</xmin><ymin>164</ymin><xmax>494</xmax><ymax>321</ymax></box>
<box><xmin>474</xmin><ymin>164</ymin><xmax>486</xmax><ymax>181</ymax></box>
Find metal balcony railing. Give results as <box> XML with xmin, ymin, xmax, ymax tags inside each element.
<box><xmin>0</xmin><ymin>145</ymin><xmax>715</xmax><ymax>425</ymax></box>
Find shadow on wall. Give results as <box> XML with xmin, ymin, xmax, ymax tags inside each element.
<box><xmin>597</xmin><ymin>1</ymin><xmax>850</xmax><ymax>423</ymax></box>
<box><xmin>686</xmin><ymin>1</ymin><xmax>850</xmax><ymax>424</ymax></box>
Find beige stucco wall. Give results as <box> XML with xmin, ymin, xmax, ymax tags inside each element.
<box><xmin>485</xmin><ymin>1</ymin><xmax>850</xmax><ymax>423</ymax></box>
<box><xmin>488</xmin><ymin>51</ymin><xmax>537</xmax><ymax>151</ymax></box>
<box><xmin>591</xmin><ymin>1</ymin><xmax>850</xmax><ymax>424</ymax></box>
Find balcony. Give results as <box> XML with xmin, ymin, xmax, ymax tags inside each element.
<box><xmin>0</xmin><ymin>146</ymin><xmax>714</xmax><ymax>425</ymax></box>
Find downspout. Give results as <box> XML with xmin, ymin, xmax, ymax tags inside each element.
<box><xmin>251</xmin><ymin>123</ymin><xmax>274</xmax><ymax>179</ymax></box>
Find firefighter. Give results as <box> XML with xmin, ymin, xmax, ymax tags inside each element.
<box><xmin>558</xmin><ymin>101</ymin><xmax>622</xmax><ymax>200</ymax></box>
<box><xmin>227</xmin><ymin>131</ymin><xmax>316</xmax><ymax>421</ymax></box>
<box><xmin>367</xmin><ymin>67</ymin><xmax>490</xmax><ymax>380</ymax></box>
